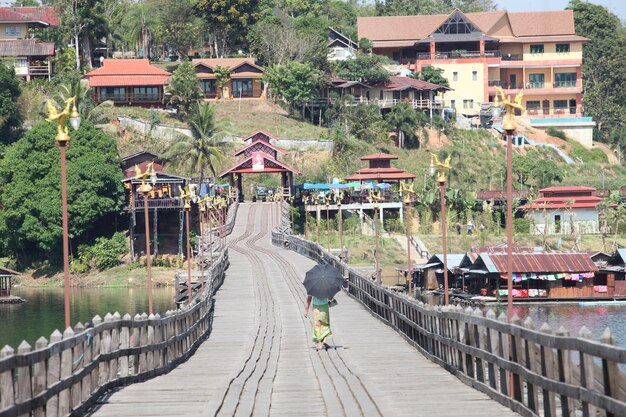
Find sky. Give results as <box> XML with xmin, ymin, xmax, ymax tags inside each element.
<box><xmin>496</xmin><ymin>0</ymin><xmax>626</xmax><ymax>20</ymax></box>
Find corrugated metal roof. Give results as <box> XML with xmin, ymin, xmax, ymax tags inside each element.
<box><xmin>0</xmin><ymin>7</ymin><xmax>59</xmax><ymax>26</ymax></box>
<box><xmin>433</xmin><ymin>254</ymin><xmax>465</xmax><ymax>270</ymax></box>
<box><xmin>0</xmin><ymin>40</ymin><xmax>54</xmax><ymax>56</ymax></box>
<box><xmin>478</xmin><ymin>253</ymin><xmax>597</xmax><ymax>274</ymax></box>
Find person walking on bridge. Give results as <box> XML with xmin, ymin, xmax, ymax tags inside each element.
<box><xmin>304</xmin><ymin>295</ymin><xmax>332</xmax><ymax>351</ymax></box>
<box><xmin>303</xmin><ymin>263</ymin><xmax>343</xmax><ymax>351</ymax></box>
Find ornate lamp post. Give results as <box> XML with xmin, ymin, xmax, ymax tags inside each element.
<box><xmin>134</xmin><ymin>162</ymin><xmax>157</xmax><ymax>314</ymax></box>
<box><xmin>314</xmin><ymin>196</ymin><xmax>320</xmax><ymax>243</ymax></box>
<box><xmin>400</xmin><ymin>181</ymin><xmax>415</xmax><ymax>296</ymax></box>
<box><xmin>326</xmin><ymin>200</ymin><xmax>331</xmax><ymax>254</ymax></box>
<box><xmin>335</xmin><ymin>192</ymin><xmax>344</xmax><ymax>260</ymax></box>
<box><xmin>46</xmin><ymin>97</ymin><xmax>81</xmax><ymax>329</ymax></box>
<box><xmin>179</xmin><ymin>186</ymin><xmax>192</xmax><ymax>303</ymax></box>
<box><xmin>303</xmin><ymin>196</ymin><xmax>310</xmax><ymax>239</ymax></box>
<box><xmin>289</xmin><ymin>196</ymin><xmax>295</xmax><ymax>234</ymax></box>
<box><xmin>197</xmin><ymin>196</ymin><xmax>210</xmax><ymax>293</ymax></box>
<box><xmin>494</xmin><ymin>87</ymin><xmax>525</xmax><ymax>321</ymax></box>
<box><xmin>430</xmin><ymin>154</ymin><xmax>451</xmax><ymax>305</ymax></box>
<box><xmin>370</xmin><ymin>189</ymin><xmax>383</xmax><ymax>285</ymax></box>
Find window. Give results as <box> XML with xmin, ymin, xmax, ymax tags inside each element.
<box><xmin>526</xmin><ymin>101</ymin><xmax>540</xmax><ymax>110</ymax></box>
<box><xmin>434</xmin><ymin>12</ymin><xmax>480</xmax><ymax>35</ymax></box>
<box><xmin>201</xmin><ymin>79</ymin><xmax>216</xmax><ymax>97</ymax></box>
<box><xmin>554</xmin><ymin>72</ymin><xmax>576</xmax><ymax>88</ymax></box>
<box><xmin>5</xmin><ymin>26</ymin><xmax>21</xmax><ymax>36</ymax></box>
<box><xmin>530</xmin><ymin>44</ymin><xmax>544</xmax><ymax>54</ymax></box>
<box><xmin>379</xmin><ymin>90</ymin><xmax>384</xmax><ymax>100</ymax></box>
<box><xmin>463</xmin><ymin>99</ymin><xmax>474</xmax><ymax>109</ymax></box>
<box><xmin>132</xmin><ymin>86</ymin><xmax>159</xmax><ymax>101</ymax></box>
<box><xmin>528</xmin><ymin>73</ymin><xmax>545</xmax><ymax>88</ymax></box>
<box><xmin>453</xmin><ymin>71</ymin><xmax>458</xmax><ymax>81</ymax></box>
<box><xmin>556</xmin><ymin>43</ymin><xmax>570</xmax><ymax>53</ymax></box>
<box><xmin>472</xmin><ymin>71</ymin><xmax>477</xmax><ymax>81</ymax></box>
<box><xmin>554</xmin><ymin>100</ymin><xmax>568</xmax><ymax>109</ymax></box>
<box><xmin>450</xmin><ymin>99</ymin><xmax>456</xmax><ymax>109</ymax></box>
<box><xmin>100</xmin><ymin>87</ymin><xmax>126</xmax><ymax>101</ymax></box>
<box><xmin>232</xmin><ymin>79</ymin><xmax>253</xmax><ymax>97</ymax></box>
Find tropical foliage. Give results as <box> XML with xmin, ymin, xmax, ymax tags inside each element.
<box><xmin>0</xmin><ymin>121</ymin><xmax>124</xmax><ymax>265</ymax></box>
<box><xmin>0</xmin><ymin>63</ymin><xmax>22</xmax><ymax>145</ymax></box>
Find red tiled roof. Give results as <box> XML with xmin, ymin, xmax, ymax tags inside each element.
<box><xmin>385</xmin><ymin>76</ymin><xmax>449</xmax><ymax>92</ymax></box>
<box><xmin>345</xmin><ymin>168</ymin><xmax>415</xmax><ymax>181</ymax></box>
<box><xmin>360</xmin><ymin>153</ymin><xmax>398</xmax><ymax>161</ymax></box>
<box><xmin>521</xmin><ymin>203</ymin><xmax>602</xmax><ymax>210</ymax></box>
<box><xmin>533</xmin><ymin>196</ymin><xmax>602</xmax><ymax>203</ymax></box>
<box><xmin>0</xmin><ymin>7</ymin><xmax>59</xmax><ymax>26</ymax></box>
<box><xmin>192</xmin><ymin>58</ymin><xmax>264</xmax><ymax>72</ymax></box>
<box><xmin>242</xmin><ymin>130</ymin><xmax>280</xmax><ymax>142</ymax></box>
<box><xmin>0</xmin><ymin>39</ymin><xmax>54</xmax><ymax>57</ymax></box>
<box><xmin>539</xmin><ymin>186</ymin><xmax>596</xmax><ymax>193</ymax></box>
<box><xmin>219</xmin><ymin>152</ymin><xmax>302</xmax><ymax>177</ymax></box>
<box><xmin>499</xmin><ymin>35</ymin><xmax>589</xmax><ymax>43</ymax></box>
<box><xmin>483</xmin><ymin>252</ymin><xmax>597</xmax><ymax>274</ymax></box>
<box><xmin>86</xmin><ymin>59</ymin><xmax>171</xmax><ymax>77</ymax></box>
<box><xmin>507</xmin><ymin>10</ymin><xmax>575</xmax><ymax>37</ymax></box>
<box><xmin>233</xmin><ymin>139</ymin><xmax>287</xmax><ymax>157</ymax></box>
<box><xmin>85</xmin><ymin>60</ymin><xmax>171</xmax><ymax>87</ymax></box>
<box><xmin>358</xmin><ymin>9</ymin><xmax>578</xmax><ymax>44</ymax></box>
<box><xmin>88</xmin><ymin>75</ymin><xmax>170</xmax><ymax>87</ymax></box>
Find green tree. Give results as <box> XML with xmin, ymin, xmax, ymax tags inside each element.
<box><xmin>569</xmin><ymin>0</ymin><xmax>626</xmax><ymax>135</ymax></box>
<box><xmin>164</xmin><ymin>102</ymin><xmax>230</xmax><ymax>180</ymax></box>
<box><xmin>376</xmin><ymin>0</ymin><xmax>494</xmax><ymax>15</ymax></box>
<box><xmin>413</xmin><ymin>66</ymin><xmax>449</xmax><ymax>88</ymax></box>
<box><xmin>347</xmin><ymin>103</ymin><xmax>389</xmax><ymax>145</ymax></box>
<box><xmin>52</xmin><ymin>77</ymin><xmax>112</xmax><ymax>124</ymax></box>
<box><xmin>263</xmin><ymin>62</ymin><xmax>321</xmax><ymax>117</ymax></box>
<box><xmin>386</xmin><ymin>103</ymin><xmax>418</xmax><ymax>148</ymax></box>
<box><xmin>166</xmin><ymin>61</ymin><xmax>202</xmax><ymax>116</ymax></box>
<box><xmin>0</xmin><ymin>121</ymin><xmax>124</xmax><ymax>265</ymax></box>
<box><xmin>0</xmin><ymin>63</ymin><xmax>22</xmax><ymax>145</ymax></box>
<box><xmin>159</xmin><ymin>0</ymin><xmax>203</xmax><ymax>59</ymax></box>
<box><xmin>214</xmin><ymin>65</ymin><xmax>232</xmax><ymax>101</ymax></box>
<box><xmin>119</xmin><ymin>3</ymin><xmax>160</xmax><ymax>59</ymax></box>
<box><xmin>193</xmin><ymin>0</ymin><xmax>263</xmax><ymax>57</ymax></box>
<box><xmin>336</xmin><ymin>53</ymin><xmax>391</xmax><ymax>83</ymax></box>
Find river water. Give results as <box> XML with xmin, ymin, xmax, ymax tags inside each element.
<box><xmin>0</xmin><ymin>286</ymin><xmax>175</xmax><ymax>349</ymax></box>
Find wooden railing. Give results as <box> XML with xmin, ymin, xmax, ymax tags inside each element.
<box><xmin>0</xmin><ymin>250</ymin><xmax>229</xmax><ymax>417</ymax></box>
<box><xmin>272</xmin><ymin>230</ymin><xmax>626</xmax><ymax>417</ymax></box>
<box><xmin>0</xmin><ymin>201</ymin><xmax>239</xmax><ymax>417</ymax></box>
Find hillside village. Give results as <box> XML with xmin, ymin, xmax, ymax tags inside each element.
<box><xmin>0</xmin><ymin>0</ymin><xmax>625</xmax><ymax>286</ymax></box>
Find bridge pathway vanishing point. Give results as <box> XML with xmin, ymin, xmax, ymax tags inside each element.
<box><xmin>87</xmin><ymin>203</ymin><xmax>519</xmax><ymax>417</ymax></box>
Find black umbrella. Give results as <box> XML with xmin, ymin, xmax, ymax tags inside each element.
<box><xmin>303</xmin><ymin>264</ymin><xmax>344</xmax><ymax>298</ymax></box>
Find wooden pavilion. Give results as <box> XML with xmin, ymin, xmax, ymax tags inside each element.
<box><xmin>219</xmin><ymin>131</ymin><xmax>302</xmax><ymax>200</ymax></box>
<box><xmin>0</xmin><ymin>267</ymin><xmax>19</xmax><ymax>298</ymax></box>
<box><xmin>121</xmin><ymin>151</ymin><xmax>189</xmax><ymax>259</ymax></box>
<box><xmin>344</xmin><ymin>153</ymin><xmax>415</xmax><ymax>184</ymax></box>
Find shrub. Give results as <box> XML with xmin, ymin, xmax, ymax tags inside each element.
<box><xmin>77</xmin><ymin>232</ymin><xmax>128</xmax><ymax>272</ymax></box>
<box><xmin>545</xmin><ymin>127</ymin><xmax>567</xmax><ymax>140</ymax></box>
<box><xmin>513</xmin><ymin>218</ymin><xmax>530</xmax><ymax>234</ymax></box>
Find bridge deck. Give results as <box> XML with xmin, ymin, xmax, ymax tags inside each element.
<box><xmin>87</xmin><ymin>203</ymin><xmax>519</xmax><ymax>417</ymax></box>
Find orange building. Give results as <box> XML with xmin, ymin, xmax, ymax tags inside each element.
<box><xmin>358</xmin><ymin>9</ymin><xmax>587</xmax><ymax>119</ymax></box>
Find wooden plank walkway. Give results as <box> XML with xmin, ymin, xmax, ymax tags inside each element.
<box><xmin>87</xmin><ymin>203</ymin><xmax>520</xmax><ymax>417</ymax></box>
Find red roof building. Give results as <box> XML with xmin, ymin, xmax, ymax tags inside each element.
<box><xmin>344</xmin><ymin>153</ymin><xmax>415</xmax><ymax>183</ymax></box>
<box><xmin>220</xmin><ymin>131</ymin><xmax>301</xmax><ymax>200</ymax></box>
<box><xmin>85</xmin><ymin>59</ymin><xmax>171</xmax><ymax>106</ymax></box>
<box><xmin>520</xmin><ymin>186</ymin><xmax>607</xmax><ymax>235</ymax></box>
<box><xmin>192</xmin><ymin>58</ymin><xmax>265</xmax><ymax>99</ymax></box>
<box><xmin>0</xmin><ymin>6</ymin><xmax>59</xmax><ymax>81</ymax></box>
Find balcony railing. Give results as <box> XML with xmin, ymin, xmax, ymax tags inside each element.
<box><xmin>554</xmin><ymin>81</ymin><xmax>577</xmax><ymax>88</ymax></box>
<box><xmin>416</xmin><ymin>50</ymin><xmax>501</xmax><ymax>60</ymax></box>
<box><xmin>99</xmin><ymin>94</ymin><xmax>163</xmax><ymax>102</ymax></box>
<box><xmin>501</xmin><ymin>54</ymin><xmax>523</xmax><ymax>61</ymax></box>
<box><xmin>526</xmin><ymin>82</ymin><xmax>545</xmax><ymax>89</ymax></box>
<box><xmin>134</xmin><ymin>198</ymin><xmax>183</xmax><ymax>209</ymax></box>
<box><xmin>28</xmin><ymin>65</ymin><xmax>50</xmax><ymax>75</ymax></box>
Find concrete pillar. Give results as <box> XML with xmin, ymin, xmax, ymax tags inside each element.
<box><xmin>400</xmin><ymin>203</ymin><xmax>404</xmax><ymax>224</ymax></box>
<box><xmin>379</xmin><ymin>206</ymin><xmax>384</xmax><ymax>223</ymax></box>
<box><xmin>430</xmin><ymin>39</ymin><xmax>436</xmax><ymax>59</ymax></box>
<box><xmin>479</xmin><ymin>36</ymin><xmax>485</xmax><ymax>56</ymax></box>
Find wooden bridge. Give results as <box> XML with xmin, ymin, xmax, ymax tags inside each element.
<box><xmin>2</xmin><ymin>202</ymin><xmax>626</xmax><ymax>417</ymax></box>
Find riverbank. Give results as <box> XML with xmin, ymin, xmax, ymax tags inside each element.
<box><xmin>14</xmin><ymin>263</ymin><xmax>178</xmax><ymax>288</ymax></box>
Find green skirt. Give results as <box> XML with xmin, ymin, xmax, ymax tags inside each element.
<box><xmin>312</xmin><ymin>303</ymin><xmax>332</xmax><ymax>343</ymax></box>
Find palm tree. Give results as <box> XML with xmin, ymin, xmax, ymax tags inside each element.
<box><xmin>164</xmin><ymin>102</ymin><xmax>230</xmax><ymax>181</ymax></box>
<box><xmin>387</xmin><ymin>103</ymin><xmax>418</xmax><ymax>148</ymax></box>
<box><xmin>49</xmin><ymin>77</ymin><xmax>113</xmax><ymax>124</ymax></box>
<box><xmin>214</xmin><ymin>66</ymin><xmax>231</xmax><ymax>101</ymax></box>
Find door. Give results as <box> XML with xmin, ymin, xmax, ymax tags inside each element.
<box><xmin>569</xmin><ymin>99</ymin><xmax>577</xmax><ymax>114</ymax></box>
<box><xmin>542</xmin><ymin>99</ymin><xmax>550</xmax><ymax>115</ymax></box>
<box><xmin>509</xmin><ymin>74</ymin><xmax>517</xmax><ymax>89</ymax></box>
<box><xmin>554</xmin><ymin>215</ymin><xmax>561</xmax><ymax>234</ymax></box>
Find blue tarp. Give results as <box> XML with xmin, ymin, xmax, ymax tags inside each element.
<box><xmin>297</xmin><ymin>182</ymin><xmax>391</xmax><ymax>190</ymax></box>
